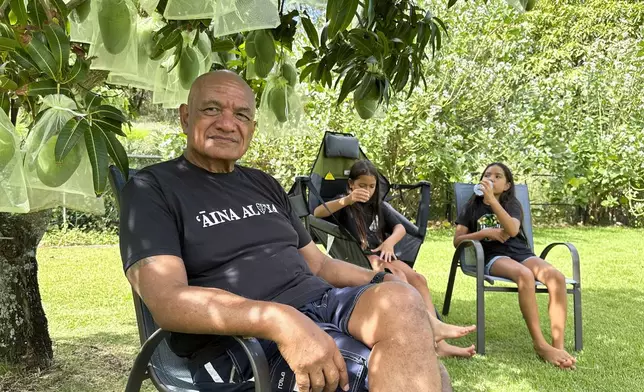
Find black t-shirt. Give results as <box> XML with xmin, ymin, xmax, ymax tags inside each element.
<box><xmin>332</xmin><ymin>196</ymin><xmax>401</xmax><ymax>250</ymax></box>
<box><xmin>119</xmin><ymin>156</ymin><xmax>332</xmax><ymax>357</ymax></box>
<box><xmin>455</xmin><ymin>198</ymin><xmax>534</xmax><ymax>263</ymax></box>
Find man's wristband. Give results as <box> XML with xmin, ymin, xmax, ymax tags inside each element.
<box><xmin>370</xmin><ymin>269</ymin><xmax>392</xmax><ymax>284</ymax></box>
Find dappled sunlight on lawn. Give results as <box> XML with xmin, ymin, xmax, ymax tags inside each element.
<box><xmin>6</xmin><ymin>227</ymin><xmax>639</xmax><ymax>392</ymax></box>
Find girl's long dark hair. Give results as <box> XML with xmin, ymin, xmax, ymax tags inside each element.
<box><xmin>467</xmin><ymin>162</ymin><xmax>522</xmax><ymax>218</ymax></box>
<box><xmin>346</xmin><ymin>160</ymin><xmax>383</xmax><ymax>249</ymax></box>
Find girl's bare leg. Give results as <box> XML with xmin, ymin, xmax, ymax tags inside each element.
<box><xmin>490</xmin><ymin>258</ymin><xmax>575</xmax><ymax>369</ymax></box>
<box><xmin>368</xmin><ymin>255</ymin><xmax>476</xmax><ymax>358</ymax></box>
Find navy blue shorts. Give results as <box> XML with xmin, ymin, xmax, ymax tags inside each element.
<box><xmin>189</xmin><ymin>285</ymin><xmax>373</xmax><ymax>392</ymax></box>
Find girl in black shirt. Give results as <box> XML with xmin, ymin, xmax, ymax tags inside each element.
<box><xmin>315</xmin><ymin>160</ymin><xmax>476</xmax><ymax>358</ymax></box>
<box><xmin>454</xmin><ymin>162</ymin><xmax>576</xmax><ymax>369</ymax></box>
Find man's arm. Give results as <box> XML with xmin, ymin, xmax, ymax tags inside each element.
<box><xmin>130</xmin><ymin>253</ymin><xmax>352</xmax><ymax>391</ymax></box>
<box><xmin>298</xmin><ymin>241</ymin><xmax>396</xmax><ymax>287</ymax></box>
<box><xmin>127</xmin><ymin>254</ymin><xmax>298</xmax><ymax>339</ymax></box>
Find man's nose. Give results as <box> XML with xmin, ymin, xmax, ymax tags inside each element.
<box><xmin>214</xmin><ymin>111</ymin><xmax>236</xmax><ymax>132</ymax></box>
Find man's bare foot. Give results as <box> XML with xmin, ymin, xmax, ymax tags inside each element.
<box><xmin>436</xmin><ymin>341</ymin><xmax>476</xmax><ymax>358</ymax></box>
<box><xmin>534</xmin><ymin>343</ymin><xmax>577</xmax><ymax>369</ymax></box>
<box><xmin>432</xmin><ymin>320</ymin><xmax>476</xmax><ymax>342</ymax></box>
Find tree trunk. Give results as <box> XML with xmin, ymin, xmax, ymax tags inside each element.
<box><xmin>0</xmin><ymin>211</ymin><xmax>53</xmax><ymax>370</ymax></box>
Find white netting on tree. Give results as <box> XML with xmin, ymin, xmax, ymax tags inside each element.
<box><xmin>88</xmin><ymin>0</ymin><xmax>139</xmax><ymax>76</ymax></box>
<box><xmin>21</xmin><ymin>95</ymin><xmax>104</xmax><ymax>214</ymax></box>
<box><xmin>0</xmin><ymin>110</ymin><xmax>29</xmax><ymax>213</ymax></box>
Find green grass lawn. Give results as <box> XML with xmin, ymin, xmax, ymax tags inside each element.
<box><xmin>1</xmin><ymin>227</ymin><xmax>643</xmax><ymax>391</ymax></box>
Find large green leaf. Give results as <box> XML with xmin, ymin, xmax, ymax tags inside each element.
<box><xmin>64</xmin><ymin>57</ymin><xmax>89</xmax><ymax>84</ymax></box>
<box><xmin>93</xmin><ymin>117</ymin><xmax>126</xmax><ymax>137</ymax></box>
<box><xmin>85</xmin><ymin>124</ymin><xmax>109</xmax><ymax>196</ymax></box>
<box><xmin>0</xmin><ymin>23</ymin><xmax>13</xmax><ymax>39</ymax></box>
<box><xmin>337</xmin><ymin>67</ymin><xmax>361</xmax><ymax>104</ymax></box>
<box><xmin>10</xmin><ymin>48</ymin><xmax>38</xmax><ymax>71</ymax></box>
<box><xmin>328</xmin><ymin>0</ymin><xmax>359</xmax><ymax>39</ymax></box>
<box><xmin>160</xmin><ymin>29</ymin><xmax>182</xmax><ymax>51</ymax></box>
<box><xmin>301</xmin><ymin>13</ymin><xmax>319</xmax><ymax>49</ymax></box>
<box><xmin>96</xmin><ymin>126</ymin><xmax>129</xmax><ymax>181</ymax></box>
<box><xmin>0</xmin><ymin>76</ymin><xmax>18</xmax><ymax>91</ymax></box>
<box><xmin>27</xmin><ymin>0</ymin><xmax>48</xmax><ymax>28</ymax></box>
<box><xmin>299</xmin><ymin>62</ymin><xmax>317</xmax><ymax>82</ymax></box>
<box><xmin>348</xmin><ymin>30</ymin><xmax>380</xmax><ymax>59</ymax></box>
<box><xmin>0</xmin><ymin>37</ymin><xmax>19</xmax><ymax>51</ymax></box>
<box><xmin>84</xmin><ymin>91</ymin><xmax>103</xmax><ymax>109</ymax></box>
<box><xmin>90</xmin><ymin>105</ymin><xmax>128</xmax><ymax>123</ymax></box>
<box><xmin>326</xmin><ymin>0</ymin><xmax>341</xmax><ymax>21</ymax></box>
<box><xmin>43</xmin><ymin>24</ymin><xmax>70</xmax><ymax>79</ymax></box>
<box><xmin>211</xmin><ymin>39</ymin><xmax>235</xmax><ymax>52</ymax></box>
<box><xmin>9</xmin><ymin>0</ymin><xmax>28</xmax><ymax>25</ymax></box>
<box><xmin>392</xmin><ymin>56</ymin><xmax>410</xmax><ymax>92</ymax></box>
<box><xmin>55</xmin><ymin>117</ymin><xmax>89</xmax><ymax>162</ymax></box>
<box><xmin>24</xmin><ymin>35</ymin><xmax>58</xmax><ymax>80</ymax></box>
<box><xmin>25</xmin><ymin>79</ymin><xmax>58</xmax><ymax>96</ymax></box>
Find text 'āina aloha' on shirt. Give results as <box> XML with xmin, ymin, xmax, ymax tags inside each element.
<box><xmin>455</xmin><ymin>198</ymin><xmax>535</xmax><ymax>264</ymax></box>
<box><xmin>119</xmin><ymin>156</ymin><xmax>331</xmax><ymax>357</ymax></box>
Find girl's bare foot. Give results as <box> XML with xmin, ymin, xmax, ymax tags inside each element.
<box><xmin>432</xmin><ymin>320</ymin><xmax>476</xmax><ymax>342</ymax></box>
<box><xmin>534</xmin><ymin>343</ymin><xmax>577</xmax><ymax>369</ymax></box>
<box><xmin>436</xmin><ymin>341</ymin><xmax>476</xmax><ymax>358</ymax></box>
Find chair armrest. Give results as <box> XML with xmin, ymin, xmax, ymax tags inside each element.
<box><xmin>539</xmin><ymin>242</ymin><xmax>581</xmax><ymax>284</ymax></box>
<box><xmin>309</xmin><ymin>215</ymin><xmax>350</xmax><ymax>239</ymax></box>
<box><xmin>233</xmin><ymin>337</ymin><xmax>271</xmax><ymax>392</ymax></box>
<box><xmin>125</xmin><ymin>331</ymin><xmax>271</xmax><ymax>392</ymax></box>
<box><xmin>384</xmin><ymin>202</ymin><xmax>420</xmax><ymax>238</ymax></box>
<box><xmin>390</xmin><ymin>181</ymin><xmax>431</xmax><ymax>238</ymax></box>
<box><xmin>125</xmin><ymin>329</ymin><xmax>171</xmax><ymax>392</ymax></box>
<box><xmin>453</xmin><ymin>239</ymin><xmax>485</xmax><ymax>279</ymax></box>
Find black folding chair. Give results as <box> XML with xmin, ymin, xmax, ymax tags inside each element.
<box><xmin>288</xmin><ymin>131</ymin><xmax>431</xmax><ymax>270</ymax></box>
<box><xmin>109</xmin><ymin>166</ymin><xmax>271</xmax><ymax>392</ymax></box>
<box><xmin>442</xmin><ymin>182</ymin><xmax>583</xmax><ymax>355</ymax></box>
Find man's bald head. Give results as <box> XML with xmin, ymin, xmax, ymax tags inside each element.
<box><xmin>179</xmin><ymin>70</ymin><xmax>257</xmax><ymax>173</ymax></box>
<box><xmin>187</xmin><ymin>70</ymin><xmax>255</xmax><ymax>108</ymax></box>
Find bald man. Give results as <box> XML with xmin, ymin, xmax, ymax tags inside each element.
<box><xmin>119</xmin><ymin>71</ymin><xmax>449</xmax><ymax>392</ymax></box>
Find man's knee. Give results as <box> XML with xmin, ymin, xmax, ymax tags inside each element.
<box><xmin>408</xmin><ymin>270</ymin><xmax>428</xmax><ymax>287</ymax></box>
<box><xmin>371</xmin><ymin>282</ymin><xmax>426</xmax><ymax>317</ymax></box>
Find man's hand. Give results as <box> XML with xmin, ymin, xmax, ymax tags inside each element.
<box><xmin>344</xmin><ymin>188</ymin><xmax>371</xmax><ymax>205</ymax></box>
<box><xmin>482</xmin><ymin>228</ymin><xmax>510</xmax><ymax>243</ymax></box>
<box><xmin>372</xmin><ymin>242</ymin><xmax>397</xmax><ymax>263</ymax></box>
<box><xmin>274</xmin><ymin>308</ymin><xmax>350</xmax><ymax>392</ymax></box>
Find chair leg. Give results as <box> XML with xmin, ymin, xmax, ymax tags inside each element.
<box><xmin>442</xmin><ymin>258</ymin><xmax>459</xmax><ymax>316</ymax></box>
<box><xmin>573</xmin><ymin>286</ymin><xmax>583</xmax><ymax>351</ymax></box>
<box><xmin>476</xmin><ymin>278</ymin><xmax>486</xmax><ymax>355</ymax></box>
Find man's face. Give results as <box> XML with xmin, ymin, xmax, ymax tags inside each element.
<box><xmin>180</xmin><ymin>74</ymin><xmax>256</xmax><ymax>164</ymax></box>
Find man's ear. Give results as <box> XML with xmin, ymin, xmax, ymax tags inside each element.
<box><xmin>179</xmin><ymin>104</ymin><xmax>189</xmax><ymax>134</ymax></box>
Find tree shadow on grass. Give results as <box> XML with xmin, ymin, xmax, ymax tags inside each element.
<box><xmin>0</xmin><ymin>331</ymin><xmax>155</xmax><ymax>392</ymax></box>
<box><xmin>440</xmin><ymin>287</ymin><xmax>644</xmax><ymax>392</ymax></box>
